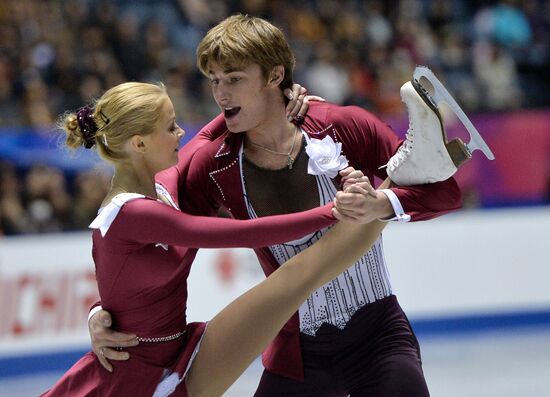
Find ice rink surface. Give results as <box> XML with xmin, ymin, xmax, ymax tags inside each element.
<box><xmin>2</xmin><ymin>326</ymin><xmax>549</xmax><ymax>397</ymax></box>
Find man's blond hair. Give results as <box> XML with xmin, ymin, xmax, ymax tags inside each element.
<box><xmin>196</xmin><ymin>14</ymin><xmax>295</xmax><ymax>93</ymax></box>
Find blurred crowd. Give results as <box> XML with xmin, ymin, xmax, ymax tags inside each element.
<box><xmin>1</xmin><ymin>0</ymin><xmax>549</xmax><ymax>235</ymax></box>
<box><xmin>0</xmin><ymin>161</ymin><xmax>110</xmax><ymax>235</ymax></box>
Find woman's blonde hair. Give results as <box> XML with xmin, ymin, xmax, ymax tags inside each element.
<box><xmin>196</xmin><ymin>14</ymin><xmax>295</xmax><ymax>93</ymax></box>
<box><xmin>60</xmin><ymin>82</ymin><xmax>168</xmax><ymax>163</ymax></box>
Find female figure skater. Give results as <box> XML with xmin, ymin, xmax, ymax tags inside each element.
<box><xmin>41</xmin><ymin>82</ymin><xmax>387</xmax><ymax>397</ymax></box>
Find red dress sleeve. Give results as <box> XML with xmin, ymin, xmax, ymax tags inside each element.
<box><xmin>108</xmin><ymin>198</ymin><xmax>336</xmax><ymax>249</ymax></box>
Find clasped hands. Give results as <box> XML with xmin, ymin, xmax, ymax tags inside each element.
<box><xmin>332</xmin><ymin>167</ymin><xmax>393</xmax><ymax>224</ymax></box>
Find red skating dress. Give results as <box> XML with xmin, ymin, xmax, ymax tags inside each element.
<box><xmin>41</xmin><ymin>193</ymin><xmax>335</xmax><ymax>397</ymax></box>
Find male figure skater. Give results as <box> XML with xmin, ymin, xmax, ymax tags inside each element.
<box><xmin>90</xmin><ymin>15</ymin><xmax>463</xmax><ymax>396</ymax></box>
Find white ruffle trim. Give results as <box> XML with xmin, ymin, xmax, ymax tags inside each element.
<box><xmin>152</xmin><ymin>371</ymin><xmax>181</xmax><ymax>397</ymax></box>
<box><xmin>89</xmin><ymin>193</ymin><xmax>145</xmax><ymax>236</ymax></box>
<box><xmin>152</xmin><ymin>323</ymin><xmax>208</xmax><ymax>397</ymax></box>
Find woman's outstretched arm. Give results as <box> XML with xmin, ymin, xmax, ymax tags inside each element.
<box><xmin>112</xmin><ymin>198</ymin><xmax>336</xmax><ymax>249</ymax></box>
<box><xmin>185</xmin><ymin>178</ymin><xmax>392</xmax><ymax>397</ymax></box>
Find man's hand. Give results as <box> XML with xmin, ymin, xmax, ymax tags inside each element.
<box><xmin>89</xmin><ymin>310</ymin><xmax>139</xmax><ymax>372</ymax></box>
<box><xmin>284</xmin><ymin>84</ymin><xmax>325</xmax><ymax>122</ymax></box>
<box><xmin>333</xmin><ymin>168</ymin><xmax>393</xmax><ymax>223</ymax></box>
<box><xmin>339</xmin><ymin>167</ymin><xmax>377</xmax><ymax>193</ymax></box>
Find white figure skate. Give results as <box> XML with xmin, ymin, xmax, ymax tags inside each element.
<box><xmin>386</xmin><ymin>66</ymin><xmax>495</xmax><ymax>185</ymax></box>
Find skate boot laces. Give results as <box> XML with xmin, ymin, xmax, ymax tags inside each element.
<box><xmin>390</xmin><ymin>111</ymin><xmax>415</xmax><ymax>168</ymax></box>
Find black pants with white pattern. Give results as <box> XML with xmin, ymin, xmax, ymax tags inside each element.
<box><xmin>254</xmin><ymin>295</ymin><xmax>429</xmax><ymax>397</ymax></box>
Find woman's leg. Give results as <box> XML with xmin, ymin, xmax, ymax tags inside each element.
<box><xmin>185</xmin><ymin>183</ymin><xmax>390</xmax><ymax>397</ymax></box>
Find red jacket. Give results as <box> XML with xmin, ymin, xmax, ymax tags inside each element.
<box><xmin>163</xmin><ymin>102</ymin><xmax>463</xmax><ymax>380</ymax></box>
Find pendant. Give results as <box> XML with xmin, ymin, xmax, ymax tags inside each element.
<box><xmin>287</xmin><ymin>155</ymin><xmax>294</xmax><ymax>169</ymax></box>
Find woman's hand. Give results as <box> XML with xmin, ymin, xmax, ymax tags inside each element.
<box><xmin>332</xmin><ymin>168</ymin><xmax>393</xmax><ymax>223</ymax></box>
<box><xmin>284</xmin><ymin>84</ymin><xmax>325</xmax><ymax>122</ymax></box>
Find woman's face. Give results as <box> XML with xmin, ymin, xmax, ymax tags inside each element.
<box><xmin>143</xmin><ymin>96</ymin><xmax>184</xmax><ymax>173</ymax></box>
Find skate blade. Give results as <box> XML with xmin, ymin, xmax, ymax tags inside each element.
<box><xmin>412</xmin><ymin>66</ymin><xmax>495</xmax><ymax>161</ymax></box>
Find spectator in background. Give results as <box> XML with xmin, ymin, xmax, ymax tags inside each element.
<box><xmin>0</xmin><ymin>160</ymin><xmax>112</xmax><ymax>236</ymax></box>
<box><xmin>23</xmin><ymin>165</ymin><xmax>72</xmax><ymax>233</ymax></box>
<box><xmin>473</xmin><ymin>40</ymin><xmax>523</xmax><ymax>111</ymax></box>
<box><xmin>110</xmin><ymin>12</ymin><xmax>144</xmax><ymax>82</ymax></box>
<box><xmin>70</xmin><ymin>170</ymin><xmax>111</xmax><ymax>230</ymax></box>
<box><xmin>0</xmin><ymin>54</ymin><xmax>25</xmax><ymax>127</ymax></box>
<box><xmin>491</xmin><ymin>0</ymin><xmax>532</xmax><ymax>49</ymax></box>
<box><xmin>472</xmin><ymin>0</ymin><xmax>530</xmax><ymax>111</ymax></box>
<box><xmin>305</xmin><ymin>42</ymin><xmax>350</xmax><ymax>105</ymax></box>
<box><xmin>0</xmin><ymin>162</ymin><xmax>71</xmax><ymax>235</ymax></box>
<box><xmin>0</xmin><ymin>161</ymin><xmax>29</xmax><ymax>235</ymax></box>
<box><xmin>512</xmin><ymin>0</ymin><xmax>550</xmax><ymax>108</ymax></box>
<box><xmin>23</xmin><ymin>78</ymin><xmax>55</xmax><ymax>133</ymax></box>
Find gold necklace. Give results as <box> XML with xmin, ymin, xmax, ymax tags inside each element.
<box><xmin>248</xmin><ymin>127</ymin><xmax>299</xmax><ymax>169</ymax></box>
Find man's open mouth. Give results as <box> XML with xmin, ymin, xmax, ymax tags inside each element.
<box><xmin>224</xmin><ymin>107</ymin><xmax>241</xmax><ymax>118</ymax></box>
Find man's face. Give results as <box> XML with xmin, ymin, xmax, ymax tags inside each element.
<box><xmin>207</xmin><ymin>62</ymin><xmax>276</xmax><ymax>133</ymax></box>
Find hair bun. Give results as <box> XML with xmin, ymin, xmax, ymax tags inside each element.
<box><xmin>66</xmin><ymin>116</ymin><xmax>79</xmax><ymax>132</ymax></box>
<box><xmin>76</xmin><ymin>106</ymin><xmax>98</xmax><ymax>149</ymax></box>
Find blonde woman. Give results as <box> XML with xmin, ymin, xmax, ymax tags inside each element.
<box><xmin>41</xmin><ymin>82</ymin><xmax>390</xmax><ymax>397</ymax></box>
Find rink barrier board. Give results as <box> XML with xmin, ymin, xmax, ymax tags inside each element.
<box><xmin>1</xmin><ymin>309</ymin><xmax>550</xmax><ymax>378</ymax></box>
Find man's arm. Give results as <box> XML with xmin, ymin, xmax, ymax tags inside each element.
<box><xmin>87</xmin><ymin>308</ymin><xmax>138</xmax><ymax>372</ymax></box>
